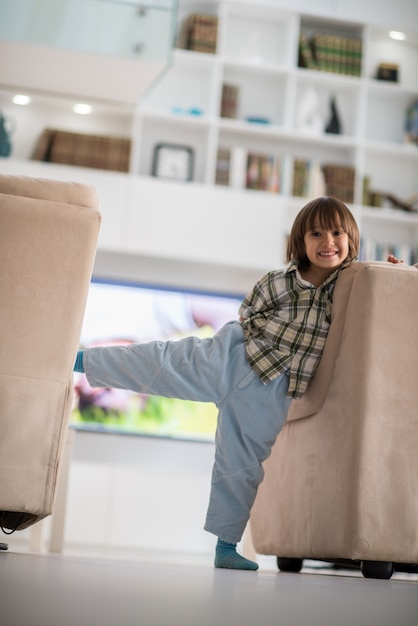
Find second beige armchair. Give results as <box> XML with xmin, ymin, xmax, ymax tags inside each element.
<box><xmin>250</xmin><ymin>261</ymin><xmax>418</xmax><ymax>579</ymax></box>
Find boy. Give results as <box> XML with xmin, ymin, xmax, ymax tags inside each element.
<box><xmin>74</xmin><ymin>197</ymin><xmax>359</xmax><ymax>570</ymax></box>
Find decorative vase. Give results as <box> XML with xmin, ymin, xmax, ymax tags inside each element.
<box><xmin>325</xmin><ymin>96</ymin><xmax>342</xmax><ymax>135</ymax></box>
<box><xmin>0</xmin><ymin>113</ymin><xmax>12</xmax><ymax>157</ymax></box>
<box><xmin>405</xmin><ymin>99</ymin><xmax>418</xmax><ymax>145</ymax></box>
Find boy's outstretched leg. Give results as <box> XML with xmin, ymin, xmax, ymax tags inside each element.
<box><xmin>214</xmin><ymin>538</ymin><xmax>258</xmax><ymax>571</ymax></box>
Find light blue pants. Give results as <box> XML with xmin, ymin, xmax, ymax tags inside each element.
<box><xmin>83</xmin><ymin>321</ymin><xmax>291</xmax><ymax>544</ymax></box>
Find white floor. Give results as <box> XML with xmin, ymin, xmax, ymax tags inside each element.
<box><xmin>1</xmin><ymin>547</ymin><xmax>417</xmax><ymax>626</ymax></box>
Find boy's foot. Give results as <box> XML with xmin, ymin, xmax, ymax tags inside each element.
<box><xmin>214</xmin><ymin>538</ymin><xmax>258</xmax><ymax>571</ymax></box>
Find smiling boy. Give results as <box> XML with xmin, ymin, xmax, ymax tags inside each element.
<box><xmin>74</xmin><ymin>197</ymin><xmax>361</xmax><ymax>571</ymax></box>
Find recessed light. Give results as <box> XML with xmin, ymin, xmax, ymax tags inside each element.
<box><xmin>73</xmin><ymin>103</ymin><xmax>93</xmax><ymax>115</ymax></box>
<box><xmin>12</xmin><ymin>94</ymin><xmax>31</xmax><ymax>105</ymax></box>
<box><xmin>389</xmin><ymin>31</ymin><xmax>406</xmax><ymax>41</ymax></box>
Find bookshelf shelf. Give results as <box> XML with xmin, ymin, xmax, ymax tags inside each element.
<box><xmin>361</xmin><ymin>206</ymin><xmax>418</xmax><ymax>224</ymax></box>
<box><xmin>142</xmin><ymin>108</ymin><xmax>214</xmax><ymax>127</ymax></box>
<box><xmin>367</xmin><ymin>79</ymin><xmax>418</xmax><ymax>96</ymax></box>
<box><xmin>364</xmin><ymin>139</ymin><xmax>418</xmax><ymax>156</ymax></box>
<box><xmin>286</xmin><ymin>130</ymin><xmax>359</xmax><ymax>150</ymax></box>
<box><xmin>223</xmin><ymin>57</ymin><xmax>291</xmax><ymax>76</ymax></box>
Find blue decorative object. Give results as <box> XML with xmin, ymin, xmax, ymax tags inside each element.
<box><xmin>245</xmin><ymin>116</ymin><xmax>271</xmax><ymax>125</ymax></box>
<box><xmin>0</xmin><ymin>113</ymin><xmax>12</xmax><ymax>157</ymax></box>
<box><xmin>171</xmin><ymin>106</ymin><xmax>204</xmax><ymax>116</ymax></box>
<box><xmin>405</xmin><ymin>99</ymin><xmax>418</xmax><ymax>145</ymax></box>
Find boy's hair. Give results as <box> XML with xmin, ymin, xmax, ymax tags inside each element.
<box><xmin>286</xmin><ymin>196</ymin><xmax>360</xmax><ymax>270</ymax></box>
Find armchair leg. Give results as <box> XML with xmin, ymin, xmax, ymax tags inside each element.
<box><xmin>361</xmin><ymin>560</ymin><xmax>394</xmax><ymax>579</ymax></box>
<box><xmin>277</xmin><ymin>557</ymin><xmax>303</xmax><ymax>573</ymax></box>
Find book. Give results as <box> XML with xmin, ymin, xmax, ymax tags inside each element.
<box><xmin>377</xmin><ymin>63</ymin><xmax>399</xmax><ymax>82</ymax></box>
<box><xmin>306</xmin><ymin>32</ymin><xmax>363</xmax><ymax>76</ymax></box>
<box><xmin>229</xmin><ymin>146</ymin><xmax>247</xmax><ymax>189</ymax></box>
<box><xmin>292</xmin><ymin>159</ymin><xmax>326</xmax><ymax>197</ymax></box>
<box><xmin>311</xmin><ymin>33</ymin><xmax>328</xmax><ymax>71</ymax></box>
<box><xmin>177</xmin><ymin>14</ymin><xmax>218</xmax><ymax>54</ymax></box>
<box><xmin>31</xmin><ymin>128</ymin><xmax>131</xmax><ymax>172</ymax></box>
<box><xmin>298</xmin><ymin>34</ymin><xmax>317</xmax><ymax>70</ymax></box>
<box><xmin>220</xmin><ymin>84</ymin><xmax>239</xmax><ymax>119</ymax></box>
<box><xmin>292</xmin><ymin>159</ymin><xmax>310</xmax><ymax>197</ymax></box>
<box><xmin>215</xmin><ymin>148</ymin><xmax>231</xmax><ymax>186</ymax></box>
<box><xmin>246</xmin><ymin>152</ymin><xmax>281</xmax><ymax>193</ymax></box>
<box><xmin>321</xmin><ymin>163</ymin><xmax>355</xmax><ymax>203</ymax></box>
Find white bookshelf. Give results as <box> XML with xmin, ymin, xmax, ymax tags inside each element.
<box><xmin>1</xmin><ymin>0</ymin><xmax>418</xmax><ymax>269</ymax></box>
<box><xmin>135</xmin><ymin>0</ymin><xmax>418</xmax><ymax>262</ymax></box>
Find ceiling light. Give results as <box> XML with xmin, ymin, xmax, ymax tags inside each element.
<box><xmin>389</xmin><ymin>31</ymin><xmax>406</xmax><ymax>41</ymax></box>
<box><xmin>73</xmin><ymin>103</ymin><xmax>92</xmax><ymax>115</ymax></box>
<box><xmin>12</xmin><ymin>94</ymin><xmax>31</xmax><ymax>105</ymax></box>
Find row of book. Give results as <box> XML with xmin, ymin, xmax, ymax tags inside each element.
<box><xmin>216</xmin><ymin>151</ymin><xmax>356</xmax><ymax>200</ymax></box>
<box><xmin>360</xmin><ymin>239</ymin><xmax>418</xmax><ymax>265</ymax></box>
<box><xmin>177</xmin><ymin>13</ymin><xmax>218</xmax><ymax>54</ymax></box>
<box><xmin>299</xmin><ymin>33</ymin><xmax>363</xmax><ymax>76</ymax></box>
<box><xmin>215</xmin><ymin>147</ymin><xmax>281</xmax><ymax>193</ymax></box>
<box><xmin>32</xmin><ymin>128</ymin><xmax>131</xmax><ymax>172</ymax></box>
<box><xmin>292</xmin><ymin>159</ymin><xmax>355</xmax><ymax>203</ymax></box>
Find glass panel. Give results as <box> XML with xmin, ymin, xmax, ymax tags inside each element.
<box><xmin>0</xmin><ymin>0</ymin><xmax>177</xmax><ymax>62</ymax></box>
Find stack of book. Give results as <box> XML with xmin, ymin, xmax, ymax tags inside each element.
<box><xmin>215</xmin><ymin>148</ymin><xmax>281</xmax><ymax>193</ymax></box>
<box><xmin>32</xmin><ymin>128</ymin><xmax>131</xmax><ymax>172</ymax></box>
<box><xmin>299</xmin><ymin>33</ymin><xmax>363</xmax><ymax>76</ymax></box>
<box><xmin>177</xmin><ymin>14</ymin><xmax>218</xmax><ymax>54</ymax></box>
<box><xmin>321</xmin><ymin>163</ymin><xmax>355</xmax><ymax>203</ymax></box>
<box><xmin>220</xmin><ymin>84</ymin><xmax>239</xmax><ymax>119</ymax></box>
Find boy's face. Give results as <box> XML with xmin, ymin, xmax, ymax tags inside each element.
<box><xmin>303</xmin><ymin>223</ymin><xmax>349</xmax><ymax>274</ymax></box>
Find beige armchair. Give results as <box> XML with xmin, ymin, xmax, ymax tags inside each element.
<box><xmin>250</xmin><ymin>261</ymin><xmax>418</xmax><ymax>579</ymax></box>
<box><xmin>0</xmin><ymin>173</ymin><xmax>100</xmax><ymax>536</ymax></box>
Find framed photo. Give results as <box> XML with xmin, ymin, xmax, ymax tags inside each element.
<box><xmin>152</xmin><ymin>143</ymin><xmax>194</xmax><ymax>182</ymax></box>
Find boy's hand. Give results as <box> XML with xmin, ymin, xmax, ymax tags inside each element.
<box><xmin>387</xmin><ymin>254</ymin><xmax>404</xmax><ymax>264</ymax></box>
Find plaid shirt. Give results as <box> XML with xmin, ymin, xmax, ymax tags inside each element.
<box><xmin>239</xmin><ymin>261</ymin><xmax>346</xmax><ymax>399</ymax></box>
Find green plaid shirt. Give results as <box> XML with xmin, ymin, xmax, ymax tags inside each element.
<box><xmin>239</xmin><ymin>261</ymin><xmax>346</xmax><ymax>399</ymax></box>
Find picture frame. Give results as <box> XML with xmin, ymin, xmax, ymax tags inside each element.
<box><xmin>152</xmin><ymin>143</ymin><xmax>194</xmax><ymax>182</ymax></box>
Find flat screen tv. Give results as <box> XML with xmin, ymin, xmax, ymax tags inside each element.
<box><xmin>71</xmin><ymin>278</ymin><xmax>243</xmax><ymax>441</ymax></box>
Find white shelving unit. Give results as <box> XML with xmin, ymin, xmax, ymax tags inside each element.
<box><xmin>138</xmin><ymin>2</ymin><xmax>418</xmax><ymax>194</ymax></box>
<box><xmin>134</xmin><ymin>0</ymin><xmax>418</xmax><ymax>262</ymax></box>
<box><xmin>1</xmin><ymin>0</ymin><xmax>418</xmax><ymax>272</ymax></box>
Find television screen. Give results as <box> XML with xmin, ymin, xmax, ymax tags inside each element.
<box><xmin>72</xmin><ymin>278</ymin><xmax>243</xmax><ymax>441</ymax></box>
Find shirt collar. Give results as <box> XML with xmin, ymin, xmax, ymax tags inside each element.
<box><xmin>285</xmin><ymin>259</ymin><xmax>352</xmax><ymax>288</ymax></box>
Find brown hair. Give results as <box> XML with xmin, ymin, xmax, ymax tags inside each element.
<box><xmin>286</xmin><ymin>196</ymin><xmax>360</xmax><ymax>270</ymax></box>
